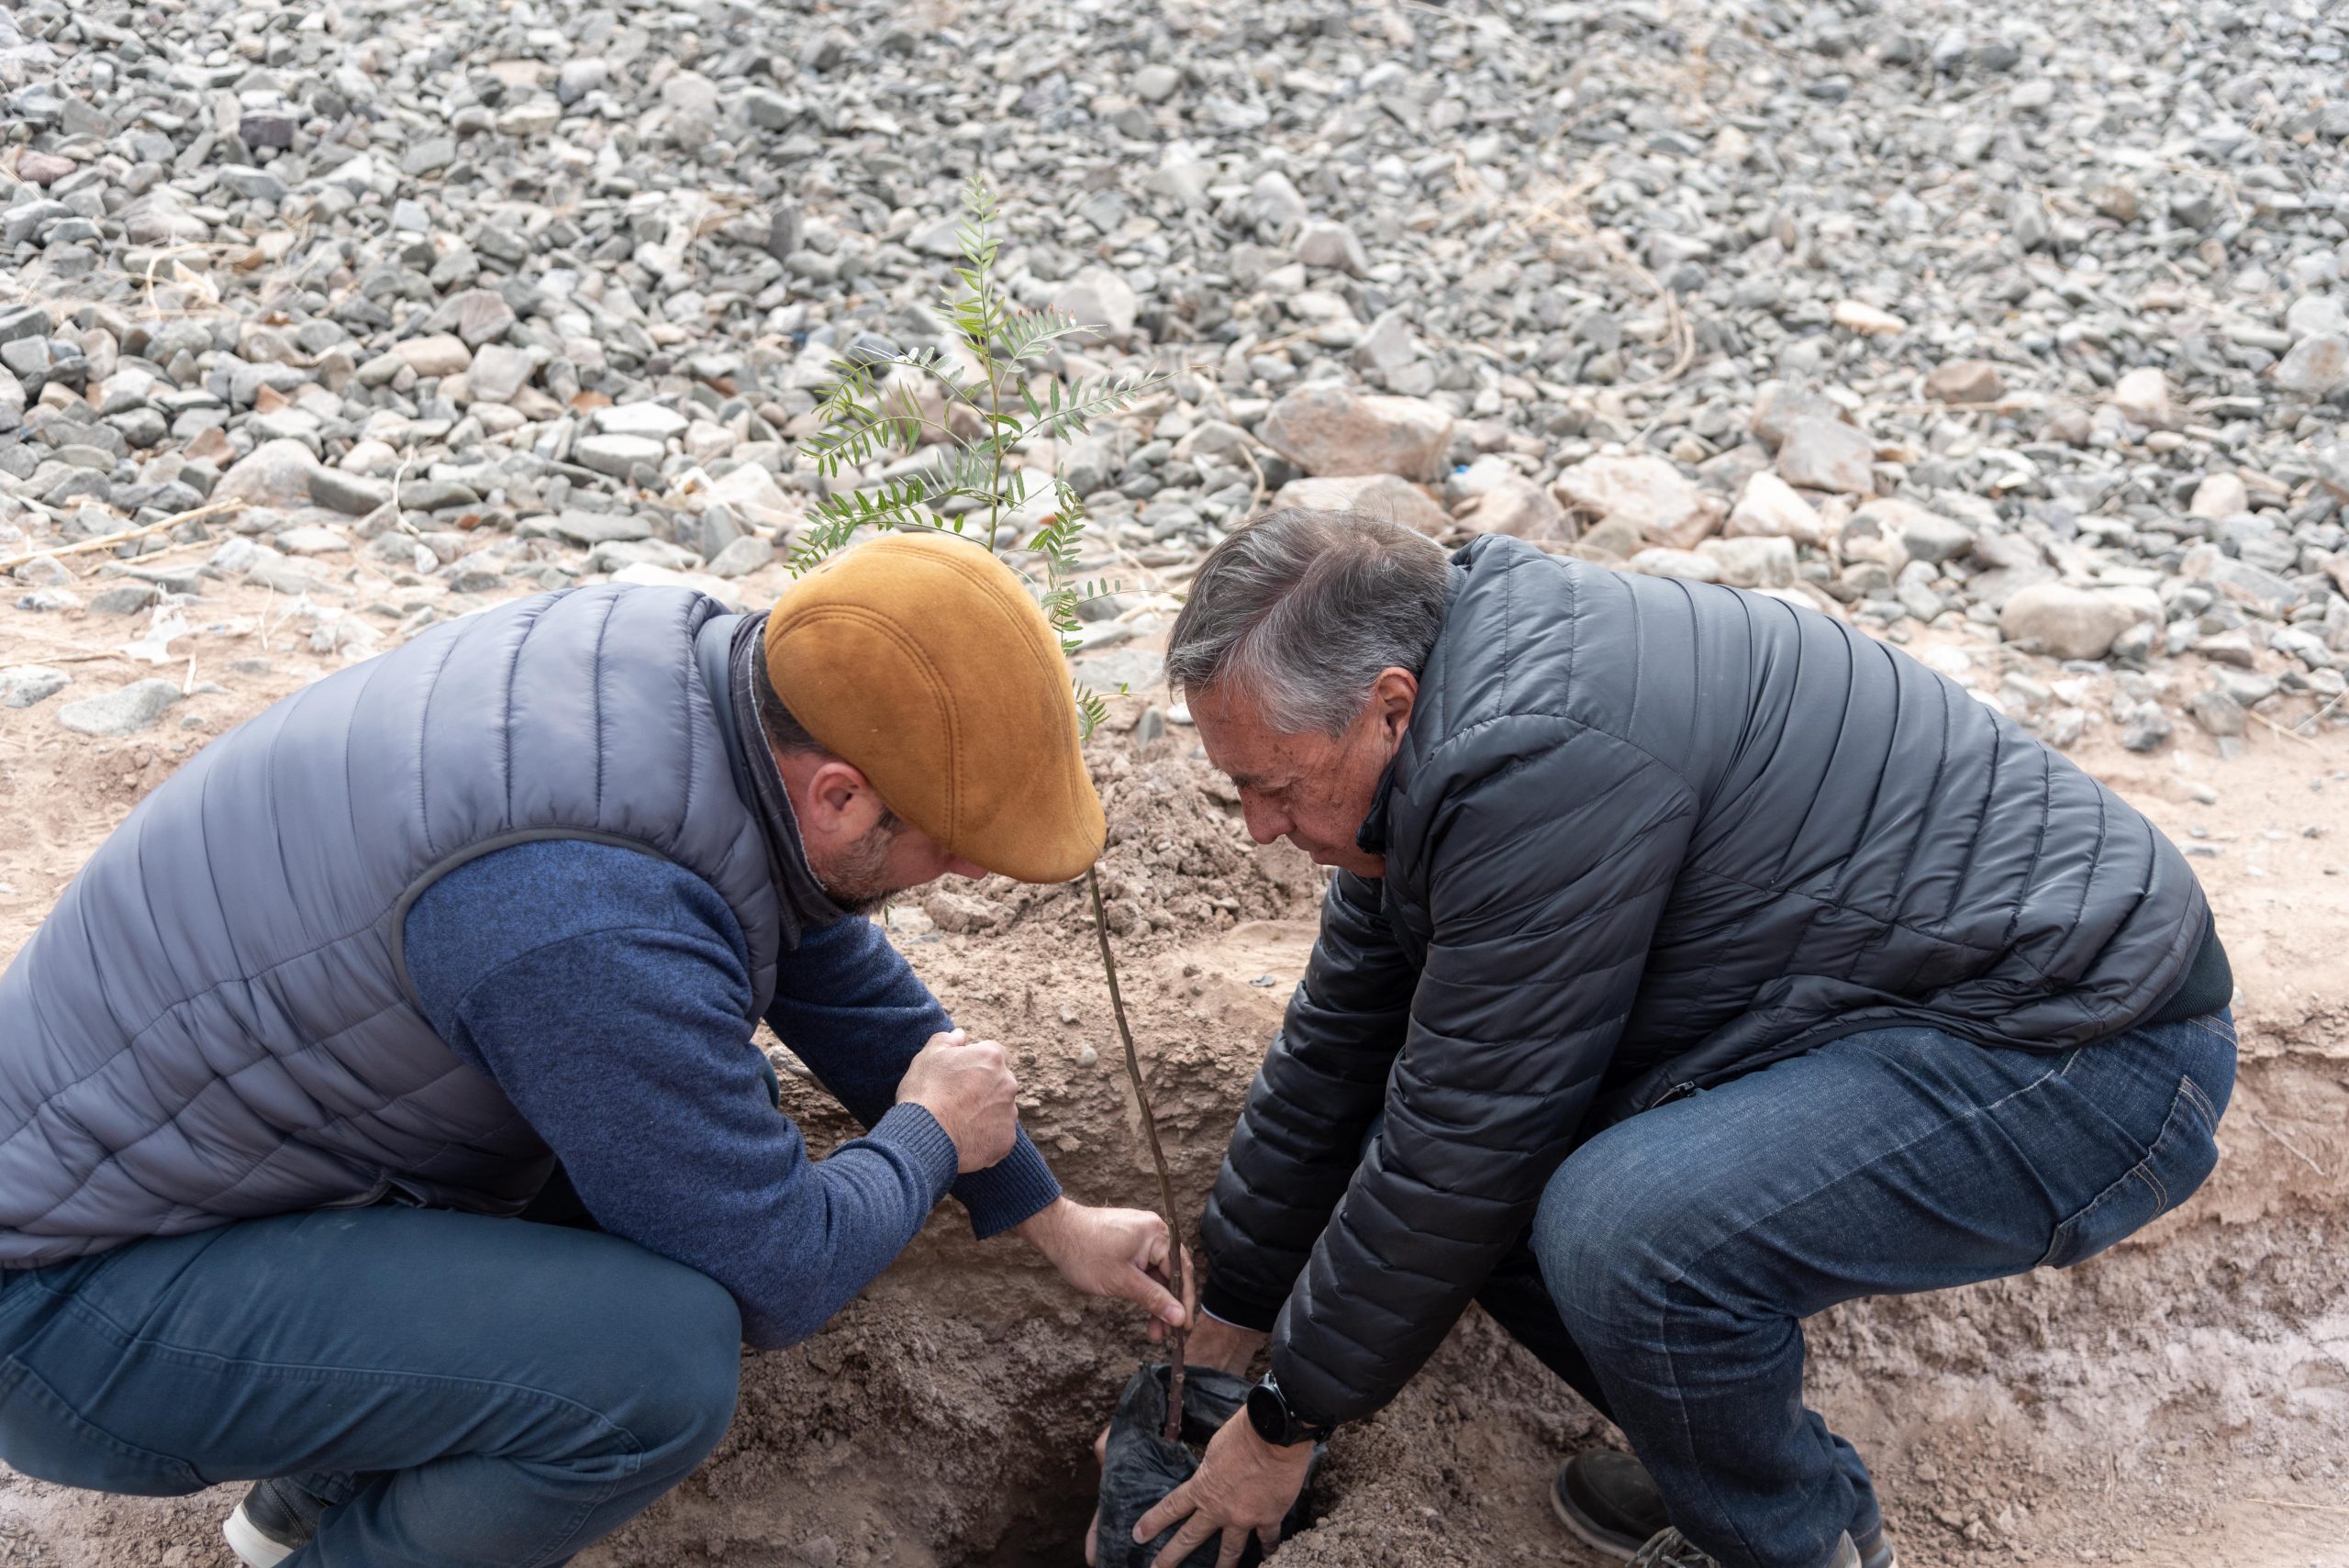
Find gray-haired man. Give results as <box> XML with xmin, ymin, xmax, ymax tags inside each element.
<box><xmin>1130</xmin><ymin>509</ymin><xmax>2232</xmax><ymax>1568</ymax></box>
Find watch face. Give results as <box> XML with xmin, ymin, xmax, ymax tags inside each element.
<box><xmin>1245</xmin><ymin>1381</ymin><xmax>1286</xmax><ymax>1445</ymax></box>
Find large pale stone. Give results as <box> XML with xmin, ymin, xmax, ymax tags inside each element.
<box><xmin>396</xmin><ymin>334</ymin><xmax>473</xmax><ymax>378</ymax></box>
<box><xmin>1259</xmin><ymin>384</ymin><xmax>1453</xmax><ymax>481</ymax></box>
<box><xmin>1774</xmin><ymin>418</ymin><xmax>1876</xmax><ymax>495</ymax></box>
<box><xmin>2274</xmin><ymin>334</ymin><xmax>2348</xmax><ymax>396</ymax></box>
<box><xmin>1052</xmin><ymin>267</ymin><xmax>1139</xmax><ymax>338</ymax></box>
<box><xmin>2188</xmin><ymin>473</ymin><xmax>2250</xmax><ymax>518</ymax></box>
<box><xmin>58</xmin><ymin>679</ymin><xmax>184</xmax><ymax>737</ymax></box>
<box><xmin>213</xmin><ymin>438</ymin><xmax>323</xmax><ymax>507</ymax></box>
<box><xmin>1725</xmin><ymin>472</ymin><xmax>1827</xmax><ymax>547</ymax></box>
<box><xmin>549</xmin><ymin>509</ymin><xmax>654</xmax><ymax>546</ymax></box>
<box><xmin>1831</xmin><ymin>300</ymin><xmax>1906</xmax><ymax>336</ymax></box>
<box><xmin>1998</xmin><ymin>583</ymin><xmax>2163</xmax><ymax>661</ymax></box>
<box><xmin>1271</xmin><ymin>473</ymin><xmax>1451</xmax><ymax>535</ymax></box>
<box><xmin>1749</xmin><ymin>385</ymin><xmax>1844</xmax><ymax>450</ymax></box>
<box><xmin>0</xmin><ymin>665</ymin><xmax>70</xmax><ymax>708</ymax></box>
<box><xmin>1854</xmin><ymin>498</ymin><xmax>1972</xmax><ymax>563</ymax></box>
<box><xmin>1552</xmin><ymin>454</ymin><xmax>1718</xmax><ymax>549</ymax></box>
<box><xmin>2111</xmin><ymin>366</ymin><xmax>2179</xmax><ymax>429</ymax></box>
<box><xmin>1698</xmin><ymin>535</ymin><xmax>1797</xmax><ymax>589</ymax></box>
<box><xmin>467</xmin><ymin>343</ymin><xmax>536</xmax><ymax>404</ymax></box>
<box><xmin>573</xmin><ymin>434</ymin><xmax>667</xmax><ymax>478</ymax></box>
<box><xmin>698</xmin><ymin>463</ymin><xmax>802</xmax><ymax>534</ymax></box>
<box><xmin>1924</xmin><ymin>359</ymin><xmax>2004</xmax><ymax>403</ymax></box>
<box><xmin>1457</xmin><ymin>474</ymin><xmax>1570</xmax><ymax>540</ymax></box>
<box><xmin>593</xmin><ymin>403</ymin><xmax>691</xmax><ymax>439</ymax></box>
<box><xmin>1625</xmin><ymin>548</ymin><xmax>1720</xmax><ymax>582</ymax></box>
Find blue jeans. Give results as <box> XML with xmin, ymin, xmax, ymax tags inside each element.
<box><xmin>1525</xmin><ymin>1012</ymin><xmax>2236</xmax><ymax>1568</ymax></box>
<box><xmin>0</xmin><ymin>1205</ymin><xmax>742</xmax><ymax>1566</ymax></box>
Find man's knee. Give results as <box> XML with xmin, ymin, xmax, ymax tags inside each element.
<box><xmin>1531</xmin><ymin>1140</ymin><xmax>1688</xmax><ymax>1337</ymax></box>
<box><xmin>619</xmin><ymin>1262</ymin><xmax>742</xmax><ymax>1475</ymax></box>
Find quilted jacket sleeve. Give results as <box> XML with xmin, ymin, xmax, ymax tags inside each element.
<box><xmin>1197</xmin><ymin>868</ymin><xmax>1419</xmax><ymax>1332</ymax></box>
<box><xmin>1269</xmin><ymin>718</ymin><xmax>1698</xmax><ymax>1428</ymax></box>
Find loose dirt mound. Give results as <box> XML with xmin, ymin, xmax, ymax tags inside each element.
<box><xmin>2</xmin><ymin>727</ymin><xmax>2345</xmax><ymax>1568</ymax></box>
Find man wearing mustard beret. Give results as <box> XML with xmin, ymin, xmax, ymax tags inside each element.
<box><xmin>0</xmin><ymin>533</ymin><xmax>1179</xmax><ymax>1566</ymax></box>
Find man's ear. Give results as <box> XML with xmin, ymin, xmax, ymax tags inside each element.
<box><xmin>799</xmin><ymin>758</ymin><xmax>884</xmax><ymax>841</ymax></box>
<box><xmin>1369</xmin><ymin>667</ymin><xmax>1418</xmax><ymax>744</ymax></box>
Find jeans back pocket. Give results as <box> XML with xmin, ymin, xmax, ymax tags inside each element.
<box><xmin>2038</xmin><ymin>1073</ymin><xmax>2223</xmax><ymax>1271</ymax></box>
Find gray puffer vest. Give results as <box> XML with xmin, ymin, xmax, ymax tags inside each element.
<box><xmin>0</xmin><ymin>586</ymin><xmax>778</xmax><ymax>1266</ymax></box>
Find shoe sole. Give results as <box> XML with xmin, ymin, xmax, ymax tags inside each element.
<box><xmin>1549</xmin><ymin>1476</ymin><xmax>1642</xmax><ymax>1563</ymax></box>
<box><xmin>1548</xmin><ymin>1481</ymin><xmax>1899</xmax><ymax>1568</ymax></box>
<box><xmin>223</xmin><ymin>1503</ymin><xmax>299</xmax><ymax>1568</ymax></box>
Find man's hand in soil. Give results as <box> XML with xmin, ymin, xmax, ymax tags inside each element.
<box><xmin>1135</xmin><ymin>1409</ymin><xmax>1312</xmax><ymax>1568</ymax></box>
<box><xmin>896</xmin><ymin>1029</ymin><xmax>1019</xmax><ymax>1173</ymax></box>
<box><xmin>1019</xmin><ymin>1198</ymin><xmax>1190</xmax><ymax>1339</ymax></box>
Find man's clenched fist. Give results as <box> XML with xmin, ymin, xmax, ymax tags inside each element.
<box><xmin>897</xmin><ymin>1029</ymin><xmax>1019</xmax><ymax>1172</ymax></box>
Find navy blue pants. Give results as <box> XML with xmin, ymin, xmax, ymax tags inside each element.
<box><xmin>0</xmin><ymin>1205</ymin><xmax>742</xmax><ymax>1566</ymax></box>
<box><xmin>1514</xmin><ymin>1012</ymin><xmax>2236</xmax><ymax>1568</ymax></box>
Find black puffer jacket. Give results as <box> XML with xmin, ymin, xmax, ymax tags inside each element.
<box><xmin>1198</xmin><ymin>536</ymin><xmax>2210</xmax><ymax>1429</ymax></box>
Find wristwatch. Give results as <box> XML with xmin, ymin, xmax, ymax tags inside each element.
<box><xmin>1244</xmin><ymin>1374</ymin><xmax>1331</xmax><ymax>1449</ymax></box>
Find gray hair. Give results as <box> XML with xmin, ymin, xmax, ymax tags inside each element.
<box><xmin>1165</xmin><ymin>509</ymin><xmax>1453</xmax><ymax>736</ymax></box>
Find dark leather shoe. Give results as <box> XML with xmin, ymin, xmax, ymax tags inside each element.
<box><xmin>1553</xmin><ymin>1450</ymin><xmax>1671</xmax><ymax>1559</ymax></box>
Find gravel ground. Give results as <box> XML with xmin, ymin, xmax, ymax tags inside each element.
<box><xmin>1</xmin><ymin>0</ymin><xmax>2346</xmax><ymax>756</ymax></box>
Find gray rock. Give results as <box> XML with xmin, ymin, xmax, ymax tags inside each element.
<box><xmin>1775</xmin><ymin>418</ymin><xmax>1876</xmax><ymax>495</ymax></box>
<box><xmin>557</xmin><ymin>59</ymin><xmax>608</xmax><ymax>105</ymax></box>
<box><xmin>593</xmin><ymin>404</ymin><xmax>690</xmax><ymax>439</ymax></box>
<box><xmin>1052</xmin><ymin>267</ymin><xmax>1138</xmax><ymax>338</ymax></box>
<box><xmin>2287</xmin><ymin>295</ymin><xmax>2348</xmax><ymax>342</ymax></box>
<box><xmin>310</xmin><ymin>469</ymin><xmax>393</xmax><ymax>517</ymax></box>
<box><xmin>1260</xmin><ymin>384</ymin><xmax>1453</xmax><ymax>481</ymax></box>
<box><xmin>1998</xmin><ymin>583</ymin><xmax>2163</xmax><ymax>661</ymax></box>
<box><xmin>1269</xmin><ymin>473</ymin><xmax>1452</xmax><ymax>536</ymax></box>
<box><xmin>2187</xmin><ymin>687</ymin><xmax>2247</xmax><ymax>738</ymax></box>
<box><xmin>1248</xmin><ymin>171</ymin><xmax>1308</xmax><ymax>241</ymax></box>
<box><xmin>1855</xmin><ymin>498</ymin><xmax>1972</xmax><ymax>563</ymax></box>
<box><xmin>58</xmin><ymin>679</ymin><xmax>184</xmax><ymax>737</ymax></box>
<box><xmin>1554</xmin><ymin>454</ymin><xmax>1719</xmax><ymax>550</ymax></box>
<box><xmin>2274</xmin><ymin>335</ymin><xmax>2348</xmax><ymax>396</ymax></box>
<box><xmin>706</xmin><ymin>534</ymin><xmax>777</xmax><ymax>579</ymax></box>
<box><xmin>467</xmin><ymin>344</ymin><xmax>535</xmax><ymax>404</ymax></box>
<box><xmin>1750</xmin><ymin>386</ymin><xmax>1845</xmax><ymax>450</ymax></box>
<box><xmin>445</xmin><ymin>289</ymin><xmax>519</xmax><ymax>349</ymax></box>
<box><xmin>397</xmin><ymin>335</ymin><xmax>473</xmax><ymax>378</ymax></box>
<box><xmin>549</xmin><ymin>508</ymin><xmax>655</xmax><ymax>546</ymax></box>
<box><xmin>1133</xmin><ymin>65</ymin><xmax>1181</xmax><ymax>103</ymax></box>
<box><xmin>402</xmin><ymin>480</ymin><xmax>481</xmax><ymax>513</ymax></box>
<box><xmin>1294</xmin><ymin>221</ymin><xmax>1369</xmax><ymax>277</ymax></box>
<box><xmin>212</xmin><ymin>439</ymin><xmax>322</xmax><ymax>508</ymax></box>
<box><xmin>0</xmin><ymin>664</ymin><xmax>70</xmax><ymax>708</ymax></box>
<box><xmin>0</xmin><ymin>305</ymin><xmax>48</xmax><ymax>346</ymax></box>
<box><xmin>88</xmin><ymin>583</ymin><xmax>161</xmax><ymax>616</ymax></box>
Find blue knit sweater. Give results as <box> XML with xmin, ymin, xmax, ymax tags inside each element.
<box><xmin>403</xmin><ymin>839</ymin><xmax>1063</xmax><ymax>1349</ymax></box>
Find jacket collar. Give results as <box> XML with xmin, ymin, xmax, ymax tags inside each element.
<box><xmin>1353</xmin><ymin>759</ymin><xmax>1397</xmax><ymax>859</ymax></box>
<box><xmin>718</xmin><ymin>613</ymin><xmax>852</xmax><ymax>947</ymax></box>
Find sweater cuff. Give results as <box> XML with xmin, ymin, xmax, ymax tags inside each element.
<box><xmin>1197</xmin><ymin>1276</ymin><xmax>1284</xmax><ymax>1334</ymax></box>
<box><xmin>951</xmin><ymin>1127</ymin><xmax>1063</xmax><ymax>1240</ymax></box>
<box><xmin>865</xmin><ymin>1102</ymin><xmax>962</xmax><ymax>1207</ymax></box>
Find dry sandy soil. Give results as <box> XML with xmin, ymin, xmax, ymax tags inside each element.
<box><xmin>2</xmin><ymin>566</ymin><xmax>2346</xmax><ymax>1567</ymax></box>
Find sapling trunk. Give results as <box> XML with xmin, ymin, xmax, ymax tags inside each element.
<box><xmin>1086</xmin><ymin>864</ymin><xmax>1188</xmax><ymax>1443</ymax></box>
